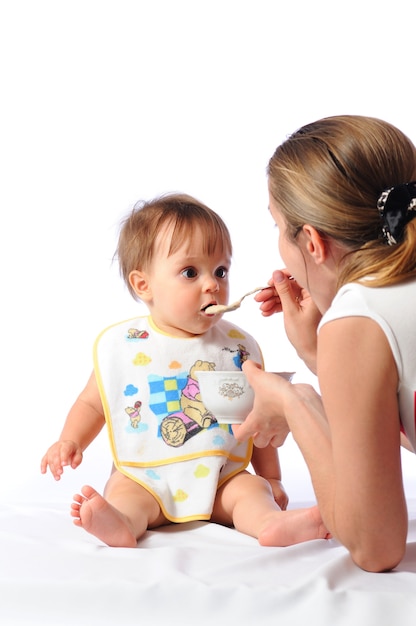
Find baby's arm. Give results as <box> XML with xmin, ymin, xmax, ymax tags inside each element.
<box><xmin>251</xmin><ymin>444</ymin><xmax>289</xmax><ymax>510</ymax></box>
<box><xmin>40</xmin><ymin>371</ymin><xmax>105</xmax><ymax>480</ymax></box>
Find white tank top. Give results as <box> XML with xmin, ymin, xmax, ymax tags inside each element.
<box><xmin>319</xmin><ymin>278</ymin><xmax>416</xmax><ymax>448</ymax></box>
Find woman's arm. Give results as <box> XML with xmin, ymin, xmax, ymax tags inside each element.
<box><xmin>236</xmin><ymin>316</ymin><xmax>407</xmax><ymax>571</ymax></box>
<box><xmin>290</xmin><ymin>316</ymin><xmax>407</xmax><ymax>571</ymax></box>
<box><xmin>235</xmin><ymin>364</ymin><xmax>292</xmax><ymax>448</ymax></box>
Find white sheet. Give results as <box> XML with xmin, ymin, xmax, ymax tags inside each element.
<box><xmin>1</xmin><ymin>465</ymin><xmax>416</xmax><ymax>626</ymax></box>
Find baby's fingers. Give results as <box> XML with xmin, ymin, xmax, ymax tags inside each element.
<box><xmin>40</xmin><ymin>453</ymin><xmax>49</xmax><ymax>475</ymax></box>
<box><xmin>58</xmin><ymin>444</ymin><xmax>83</xmax><ymax>473</ymax></box>
<box><xmin>40</xmin><ymin>442</ymin><xmax>81</xmax><ymax>480</ymax></box>
<box><xmin>68</xmin><ymin>448</ymin><xmax>83</xmax><ymax>470</ymax></box>
<box><xmin>50</xmin><ymin>451</ymin><xmax>68</xmax><ymax>479</ymax></box>
<box><xmin>41</xmin><ymin>455</ymin><xmax>64</xmax><ymax>480</ymax></box>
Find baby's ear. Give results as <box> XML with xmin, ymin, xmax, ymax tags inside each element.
<box><xmin>129</xmin><ymin>270</ymin><xmax>152</xmax><ymax>301</ymax></box>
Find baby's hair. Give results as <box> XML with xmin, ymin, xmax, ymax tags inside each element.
<box><xmin>116</xmin><ymin>193</ymin><xmax>232</xmax><ymax>299</ymax></box>
<box><xmin>268</xmin><ymin>115</ymin><xmax>416</xmax><ymax>287</ymax></box>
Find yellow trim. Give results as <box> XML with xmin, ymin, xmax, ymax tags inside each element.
<box><xmin>93</xmin><ymin>321</ymin><xmax>135</xmax><ymax>465</ymax></box>
<box><xmin>93</xmin><ymin>315</ymin><xmax>257</xmax><ymax>523</ymax></box>
<box><xmin>148</xmin><ymin>315</ymin><xmax>200</xmax><ymax>339</ymax></box>
<box><xmin>119</xmin><ymin>444</ymin><xmax>252</xmax><ymax>468</ymax></box>
<box><xmin>114</xmin><ymin>447</ymin><xmax>253</xmax><ymax>524</ymax></box>
<box><xmin>112</xmin><ymin>463</ymin><xmax>210</xmax><ymax>522</ymax></box>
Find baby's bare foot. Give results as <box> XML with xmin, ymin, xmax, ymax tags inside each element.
<box><xmin>258</xmin><ymin>505</ymin><xmax>331</xmax><ymax>547</ymax></box>
<box><xmin>71</xmin><ymin>485</ymin><xmax>137</xmax><ymax>548</ymax></box>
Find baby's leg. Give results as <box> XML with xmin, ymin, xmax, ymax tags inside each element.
<box><xmin>212</xmin><ymin>472</ymin><xmax>329</xmax><ymax>546</ymax></box>
<box><xmin>71</xmin><ymin>471</ymin><xmax>167</xmax><ymax>547</ymax></box>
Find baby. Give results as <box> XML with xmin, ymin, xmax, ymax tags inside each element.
<box><xmin>41</xmin><ymin>193</ymin><xmax>328</xmax><ymax>547</ymax></box>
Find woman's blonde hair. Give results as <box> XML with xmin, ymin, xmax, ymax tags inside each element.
<box><xmin>268</xmin><ymin>115</ymin><xmax>416</xmax><ymax>287</ymax></box>
<box><xmin>116</xmin><ymin>193</ymin><xmax>232</xmax><ymax>299</ymax></box>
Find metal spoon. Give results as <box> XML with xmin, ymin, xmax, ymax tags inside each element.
<box><xmin>205</xmin><ymin>285</ymin><xmax>269</xmax><ymax>314</ymax></box>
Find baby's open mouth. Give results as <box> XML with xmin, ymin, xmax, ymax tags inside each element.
<box><xmin>201</xmin><ymin>302</ymin><xmax>217</xmax><ymax>313</ymax></box>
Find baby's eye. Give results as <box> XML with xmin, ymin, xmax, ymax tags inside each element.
<box><xmin>182</xmin><ymin>267</ymin><xmax>198</xmax><ymax>279</ymax></box>
<box><xmin>215</xmin><ymin>266</ymin><xmax>228</xmax><ymax>279</ymax></box>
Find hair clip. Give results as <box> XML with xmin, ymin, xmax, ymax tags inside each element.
<box><xmin>377</xmin><ymin>181</ymin><xmax>416</xmax><ymax>245</ymax></box>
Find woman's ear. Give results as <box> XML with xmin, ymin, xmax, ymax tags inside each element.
<box><xmin>301</xmin><ymin>224</ymin><xmax>327</xmax><ymax>265</ymax></box>
<box><xmin>129</xmin><ymin>270</ymin><xmax>152</xmax><ymax>302</ymax></box>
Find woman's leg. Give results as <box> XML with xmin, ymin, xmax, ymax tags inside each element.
<box><xmin>71</xmin><ymin>471</ymin><xmax>168</xmax><ymax>547</ymax></box>
<box><xmin>211</xmin><ymin>471</ymin><xmax>329</xmax><ymax>546</ymax></box>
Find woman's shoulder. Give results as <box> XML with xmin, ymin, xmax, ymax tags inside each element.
<box><xmin>320</xmin><ymin>278</ymin><xmax>416</xmax><ymax>329</ymax></box>
<box><xmin>335</xmin><ymin>278</ymin><xmax>416</xmax><ymax>306</ymax></box>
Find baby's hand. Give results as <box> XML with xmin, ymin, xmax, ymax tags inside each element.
<box><xmin>267</xmin><ymin>478</ymin><xmax>289</xmax><ymax>511</ymax></box>
<box><xmin>40</xmin><ymin>441</ymin><xmax>83</xmax><ymax>481</ymax></box>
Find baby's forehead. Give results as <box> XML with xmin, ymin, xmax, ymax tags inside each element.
<box><xmin>155</xmin><ymin>219</ymin><xmax>230</xmax><ymax>258</ymax></box>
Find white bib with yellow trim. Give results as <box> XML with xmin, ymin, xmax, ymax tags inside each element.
<box><xmin>94</xmin><ymin>315</ymin><xmax>263</xmax><ymax>522</ymax></box>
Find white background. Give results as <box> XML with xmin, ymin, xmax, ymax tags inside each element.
<box><xmin>1</xmin><ymin>0</ymin><xmax>415</xmax><ymax>503</ymax></box>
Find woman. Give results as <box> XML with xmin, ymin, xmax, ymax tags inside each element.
<box><xmin>235</xmin><ymin>115</ymin><xmax>416</xmax><ymax>572</ymax></box>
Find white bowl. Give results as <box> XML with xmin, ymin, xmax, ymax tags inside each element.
<box><xmin>197</xmin><ymin>370</ymin><xmax>254</xmax><ymax>424</ymax></box>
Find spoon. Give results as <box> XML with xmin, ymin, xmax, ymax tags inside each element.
<box><xmin>205</xmin><ymin>285</ymin><xmax>269</xmax><ymax>315</ymax></box>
